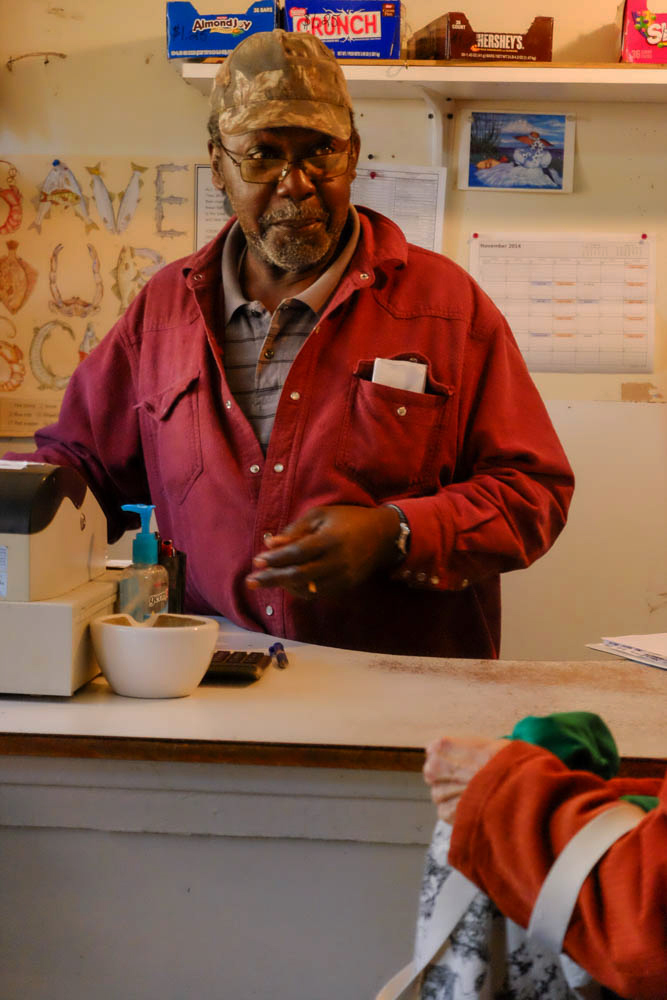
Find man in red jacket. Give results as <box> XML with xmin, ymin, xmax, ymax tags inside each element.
<box><xmin>423</xmin><ymin>726</ymin><xmax>666</xmax><ymax>999</ymax></box>
<box><xmin>5</xmin><ymin>30</ymin><xmax>573</xmax><ymax>657</ymax></box>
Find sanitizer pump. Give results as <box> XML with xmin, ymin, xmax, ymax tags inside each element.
<box><xmin>118</xmin><ymin>504</ymin><xmax>169</xmax><ymax>622</ymax></box>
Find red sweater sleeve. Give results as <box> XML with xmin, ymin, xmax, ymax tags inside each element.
<box><xmin>448</xmin><ymin>741</ymin><xmax>666</xmax><ymax>999</ymax></box>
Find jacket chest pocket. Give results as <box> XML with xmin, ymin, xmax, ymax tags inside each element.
<box><xmin>334</xmin><ymin>360</ymin><xmax>454</xmax><ymax>500</ymax></box>
<box><xmin>138</xmin><ymin>371</ymin><xmax>203</xmax><ymax>505</ymax></box>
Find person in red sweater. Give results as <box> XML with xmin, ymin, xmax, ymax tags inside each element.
<box><xmin>423</xmin><ymin>722</ymin><xmax>666</xmax><ymax>1000</ymax></box>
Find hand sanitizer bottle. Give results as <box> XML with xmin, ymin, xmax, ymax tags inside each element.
<box><xmin>117</xmin><ymin>504</ymin><xmax>169</xmax><ymax>622</ymax></box>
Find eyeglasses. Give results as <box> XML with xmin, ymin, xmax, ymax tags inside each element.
<box><xmin>219</xmin><ymin>144</ymin><xmax>350</xmax><ymax>184</ymax></box>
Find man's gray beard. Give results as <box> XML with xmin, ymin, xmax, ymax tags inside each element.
<box><xmin>246</xmin><ymin>226</ymin><xmax>333</xmax><ymax>272</ymax></box>
<box><xmin>245</xmin><ymin>205</ymin><xmax>345</xmax><ymax>273</ymax></box>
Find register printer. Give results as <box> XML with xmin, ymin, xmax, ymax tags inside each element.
<box><xmin>0</xmin><ymin>462</ymin><xmax>117</xmax><ymax>695</ymax></box>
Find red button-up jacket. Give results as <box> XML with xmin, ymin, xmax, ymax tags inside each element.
<box><xmin>14</xmin><ymin>208</ymin><xmax>574</xmax><ymax>657</ymax></box>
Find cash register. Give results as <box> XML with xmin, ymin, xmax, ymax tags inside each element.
<box><xmin>0</xmin><ymin>461</ymin><xmax>117</xmax><ymax>695</ymax></box>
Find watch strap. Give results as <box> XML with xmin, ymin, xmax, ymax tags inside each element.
<box><xmin>385</xmin><ymin>503</ymin><xmax>410</xmax><ymax>563</ymax></box>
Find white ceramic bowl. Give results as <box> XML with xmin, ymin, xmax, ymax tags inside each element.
<box><xmin>90</xmin><ymin>613</ymin><xmax>219</xmax><ymax>698</ymax></box>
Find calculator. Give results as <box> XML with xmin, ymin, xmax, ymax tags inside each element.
<box><xmin>202</xmin><ymin>649</ymin><xmax>272</xmax><ymax>685</ymax></box>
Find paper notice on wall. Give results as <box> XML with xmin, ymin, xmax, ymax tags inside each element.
<box><xmin>352</xmin><ymin>163</ymin><xmax>447</xmax><ymax>252</ymax></box>
<box><xmin>0</xmin><ymin>546</ymin><xmax>7</xmax><ymax>598</ymax></box>
<box><xmin>469</xmin><ymin>233</ymin><xmax>655</xmax><ymax>373</ymax></box>
<box><xmin>194</xmin><ymin>164</ymin><xmax>231</xmax><ymax>251</ymax></box>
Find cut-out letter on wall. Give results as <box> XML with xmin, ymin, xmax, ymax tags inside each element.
<box><xmin>29</xmin><ymin>320</ymin><xmax>76</xmax><ymax>391</ymax></box>
<box><xmin>155</xmin><ymin>163</ymin><xmax>188</xmax><ymax>238</ymax></box>
<box><xmin>31</xmin><ymin>159</ymin><xmax>98</xmax><ymax>233</ymax></box>
<box><xmin>88</xmin><ymin>162</ymin><xmax>147</xmax><ymax>234</ymax></box>
<box><xmin>49</xmin><ymin>243</ymin><xmax>103</xmax><ymax>318</ymax></box>
<box><xmin>111</xmin><ymin>246</ymin><xmax>165</xmax><ymax>313</ymax></box>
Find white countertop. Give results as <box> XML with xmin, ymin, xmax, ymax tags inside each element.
<box><xmin>0</xmin><ymin>618</ymin><xmax>665</xmax><ymax>761</ymax></box>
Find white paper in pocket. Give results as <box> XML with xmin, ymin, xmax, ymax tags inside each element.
<box><xmin>371</xmin><ymin>357</ymin><xmax>427</xmax><ymax>393</ymax></box>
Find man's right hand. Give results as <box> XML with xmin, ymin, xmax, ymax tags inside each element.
<box><xmin>245</xmin><ymin>503</ymin><xmax>401</xmax><ymax>600</ymax></box>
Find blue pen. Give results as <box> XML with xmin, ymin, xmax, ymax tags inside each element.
<box><xmin>269</xmin><ymin>642</ymin><xmax>289</xmax><ymax>669</ymax></box>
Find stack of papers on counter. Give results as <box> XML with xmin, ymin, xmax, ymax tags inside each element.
<box><xmin>588</xmin><ymin>633</ymin><xmax>667</xmax><ymax>670</ymax></box>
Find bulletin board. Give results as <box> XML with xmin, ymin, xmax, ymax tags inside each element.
<box><xmin>0</xmin><ymin>157</ymin><xmax>194</xmax><ymax>436</ymax></box>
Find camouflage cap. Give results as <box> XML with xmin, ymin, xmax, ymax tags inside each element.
<box><xmin>210</xmin><ymin>30</ymin><xmax>353</xmax><ymax>140</ymax></box>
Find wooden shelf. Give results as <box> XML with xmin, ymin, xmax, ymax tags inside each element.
<box><xmin>181</xmin><ymin>60</ymin><xmax>667</xmax><ymax>103</ymax></box>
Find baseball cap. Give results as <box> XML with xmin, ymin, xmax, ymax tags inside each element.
<box><xmin>210</xmin><ymin>30</ymin><xmax>353</xmax><ymax>141</ymax></box>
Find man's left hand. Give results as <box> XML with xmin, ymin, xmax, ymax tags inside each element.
<box><xmin>245</xmin><ymin>504</ymin><xmax>400</xmax><ymax>599</ymax></box>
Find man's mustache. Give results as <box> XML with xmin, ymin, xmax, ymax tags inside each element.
<box><xmin>260</xmin><ymin>205</ymin><xmax>329</xmax><ymax>228</ymax></box>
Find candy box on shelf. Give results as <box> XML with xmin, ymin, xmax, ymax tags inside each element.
<box><xmin>406</xmin><ymin>10</ymin><xmax>553</xmax><ymax>62</ymax></box>
<box><xmin>166</xmin><ymin>0</ymin><xmax>279</xmax><ymax>59</ymax></box>
<box><xmin>283</xmin><ymin>0</ymin><xmax>402</xmax><ymax>59</ymax></box>
<box><xmin>620</xmin><ymin>1</ymin><xmax>667</xmax><ymax>62</ymax></box>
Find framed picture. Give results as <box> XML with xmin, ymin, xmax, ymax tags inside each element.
<box><xmin>458</xmin><ymin>111</ymin><xmax>575</xmax><ymax>193</ymax></box>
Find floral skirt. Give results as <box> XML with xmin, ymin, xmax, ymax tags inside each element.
<box><xmin>415</xmin><ymin>821</ymin><xmax>601</xmax><ymax>1000</ymax></box>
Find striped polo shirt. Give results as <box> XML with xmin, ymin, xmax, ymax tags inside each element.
<box><xmin>221</xmin><ymin>207</ymin><xmax>360</xmax><ymax>452</ymax></box>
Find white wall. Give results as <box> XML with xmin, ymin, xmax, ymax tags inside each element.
<box><xmin>2</xmin><ymin>0</ymin><xmax>666</xmax><ymax>658</ymax></box>
<box><xmin>502</xmin><ymin>400</ymin><xmax>667</xmax><ymax>659</ymax></box>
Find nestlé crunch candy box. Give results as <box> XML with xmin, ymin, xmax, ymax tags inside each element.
<box><xmin>283</xmin><ymin>1</ymin><xmax>402</xmax><ymax>59</ymax></box>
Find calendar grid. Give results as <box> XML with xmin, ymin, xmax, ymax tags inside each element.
<box><xmin>469</xmin><ymin>234</ymin><xmax>655</xmax><ymax>373</ymax></box>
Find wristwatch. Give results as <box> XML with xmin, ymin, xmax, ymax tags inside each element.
<box><xmin>385</xmin><ymin>503</ymin><xmax>411</xmax><ymax>563</ymax></box>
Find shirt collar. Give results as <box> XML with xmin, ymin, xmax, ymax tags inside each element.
<box><xmin>221</xmin><ymin>207</ymin><xmax>360</xmax><ymax>323</ymax></box>
<box><xmin>222</xmin><ymin>222</ymin><xmax>251</xmax><ymax>323</ymax></box>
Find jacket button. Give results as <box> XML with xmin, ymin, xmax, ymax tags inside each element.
<box><xmin>263</xmin><ymin>531</ymin><xmax>273</xmax><ymax>543</ymax></box>
<box><xmin>273</xmin><ymin>463</ymin><xmax>284</xmax><ymax>473</ymax></box>
<box><xmin>359</xmin><ymin>272</ymin><xmax>370</xmax><ymax>281</ymax></box>
<box><xmin>250</xmin><ymin>464</ymin><xmax>260</xmax><ymax>474</ymax></box>
<box><xmin>225</xmin><ymin>400</ymin><xmax>232</xmax><ymax>410</ymax></box>
<box><xmin>416</xmin><ymin>572</ymin><xmax>426</xmax><ymax>582</ymax></box>
<box><xmin>430</xmin><ymin>576</ymin><xmax>440</xmax><ymax>586</ymax></box>
<box><xmin>265</xmin><ymin>605</ymin><xmax>274</xmax><ymax>616</ymax></box>
<box><xmin>290</xmin><ymin>391</ymin><xmax>301</xmax><ymax>401</ymax></box>
<box><xmin>192</xmin><ymin>273</ymin><xmax>203</xmax><ymax>281</ymax></box>
<box><xmin>396</xmin><ymin>406</ymin><xmax>407</xmax><ymax>417</ymax></box>
<box><xmin>461</xmin><ymin>578</ymin><xmax>469</xmax><ymax>588</ymax></box>
<box><xmin>264</xmin><ymin>348</ymin><xmax>274</xmax><ymax>359</ymax></box>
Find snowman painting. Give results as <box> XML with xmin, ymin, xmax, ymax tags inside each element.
<box><xmin>465</xmin><ymin>112</ymin><xmax>571</xmax><ymax>191</ymax></box>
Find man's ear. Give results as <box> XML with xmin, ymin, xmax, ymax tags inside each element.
<box><xmin>208</xmin><ymin>140</ymin><xmax>225</xmax><ymax>192</ymax></box>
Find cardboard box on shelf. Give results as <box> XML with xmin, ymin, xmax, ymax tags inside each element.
<box><xmin>406</xmin><ymin>11</ymin><xmax>553</xmax><ymax>62</ymax></box>
<box><xmin>405</xmin><ymin>12</ymin><xmax>448</xmax><ymax>59</ymax></box>
<box><xmin>620</xmin><ymin>1</ymin><xmax>667</xmax><ymax>62</ymax></box>
<box><xmin>283</xmin><ymin>1</ymin><xmax>402</xmax><ymax>59</ymax></box>
<box><xmin>166</xmin><ymin>0</ymin><xmax>279</xmax><ymax>59</ymax></box>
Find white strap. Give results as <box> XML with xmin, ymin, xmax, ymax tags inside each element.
<box><xmin>527</xmin><ymin>801</ymin><xmax>645</xmax><ymax>954</ymax></box>
<box><xmin>375</xmin><ymin>868</ymin><xmax>479</xmax><ymax>1000</ymax></box>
